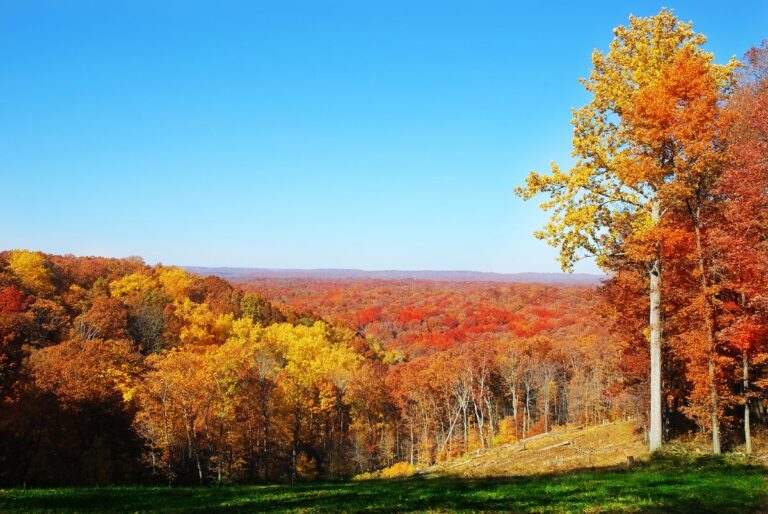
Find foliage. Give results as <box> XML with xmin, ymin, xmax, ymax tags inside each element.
<box><xmin>353</xmin><ymin>461</ymin><xmax>418</xmax><ymax>480</ymax></box>
<box><xmin>0</xmin><ymin>250</ymin><xmax>628</xmax><ymax>486</ymax></box>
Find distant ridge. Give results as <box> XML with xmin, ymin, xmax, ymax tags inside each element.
<box><xmin>183</xmin><ymin>267</ymin><xmax>604</xmax><ymax>285</ymax></box>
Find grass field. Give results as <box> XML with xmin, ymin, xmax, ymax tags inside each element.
<box><xmin>1</xmin><ymin>456</ymin><xmax>765</xmax><ymax>513</ymax></box>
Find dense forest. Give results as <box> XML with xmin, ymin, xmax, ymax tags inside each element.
<box><xmin>0</xmin><ymin>251</ymin><xmax>627</xmax><ymax>485</ymax></box>
<box><xmin>1</xmin><ymin>10</ymin><xmax>767</xmax><ymax>490</ymax></box>
<box><xmin>243</xmin><ymin>279</ymin><xmax>609</xmax><ymax>355</ymax></box>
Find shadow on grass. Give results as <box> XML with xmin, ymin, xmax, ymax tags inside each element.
<box><xmin>1</xmin><ymin>455</ymin><xmax>765</xmax><ymax>513</ymax></box>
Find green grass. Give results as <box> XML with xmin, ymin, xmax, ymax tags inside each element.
<box><xmin>1</xmin><ymin>456</ymin><xmax>766</xmax><ymax>513</ymax></box>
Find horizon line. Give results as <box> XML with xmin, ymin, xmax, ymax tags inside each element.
<box><xmin>181</xmin><ymin>265</ymin><xmax>605</xmax><ymax>276</ymax></box>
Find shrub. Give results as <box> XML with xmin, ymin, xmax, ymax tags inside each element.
<box><xmin>380</xmin><ymin>461</ymin><xmax>418</xmax><ymax>479</ymax></box>
<box><xmin>493</xmin><ymin>416</ymin><xmax>518</xmax><ymax>445</ymax></box>
<box><xmin>353</xmin><ymin>461</ymin><xmax>418</xmax><ymax>480</ymax></box>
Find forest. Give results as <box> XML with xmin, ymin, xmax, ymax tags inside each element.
<box><xmin>0</xmin><ymin>251</ymin><xmax>628</xmax><ymax>485</ymax></box>
<box><xmin>1</xmin><ymin>10</ymin><xmax>767</xmax><ymax>512</ymax></box>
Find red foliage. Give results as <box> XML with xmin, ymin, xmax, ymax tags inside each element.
<box><xmin>243</xmin><ymin>279</ymin><xmax>608</xmax><ymax>358</ymax></box>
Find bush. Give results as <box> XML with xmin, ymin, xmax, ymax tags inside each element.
<box><xmin>493</xmin><ymin>416</ymin><xmax>518</xmax><ymax>445</ymax></box>
<box><xmin>353</xmin><ymin>461</ymin><xmax>418</xmax><ymax>481</ymax></box>
<box><xmin>380</xmin><ymin>461</ymin><xmax>418</xmax><ymax>479</ymax></box>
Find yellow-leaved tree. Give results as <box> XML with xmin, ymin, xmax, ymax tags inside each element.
<box><xmin>515</xmin><ymin>9</ymin><xmax>734</xmax><ymax>451</ymax></box>
<box><xmin>7</xmin><ymin>249</ymin><xmax>54</xmax><ymax>296</ymax></box>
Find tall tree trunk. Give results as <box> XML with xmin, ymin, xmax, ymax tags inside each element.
<box><xmin>462</xmin><ymin>404</ymin><xmax>468</xmax><ymax>452</ymax></box>
<box><xmin>739</xmin><ymin>292</ymin><xmax>752</xmax><ymax>456</ymax></box>
<box><xmin>707</xmin><ymin>352</ymin><xmax>721</xmax><ymax>454</ymax></box>
<box><xmin>409</xmin><ymin>418</ymin><xmax>415</xmax><ymax>465</ymax></box>
<box><xmin>485</xmin><ymin>397</ymin><xmax>496</xmax><ymax>444</ymax></box>
<box><xmin>649</xmin><ymin>199</ymin><xmax>664</xmax><ymax>452</ymax></box>
<box><xmin>161</xmin><ymin>387</ymin><xmax>173</xmax><ymax>486</ymax></box>
<box><xmin>693</xmin><ymin>205</ymin><xmax>720</xmax><ymax>455</ymax></box>
<box><xmin>543</xmin><ymin>384</ymin><xmax>549</xmax><ymax>433</ymax></box>
<box><xmin>290</xmin><ymin>408</ymin><xmax>300</xmax><ymax>483</ymax></box>
<box><xmin>339</xmin><ymin>392</ymin><xmax>345</xmax><ymax>474</ymax></box>
<box><xmin>218</xmin><ymin>414</ymin><xmax>224</xmax><ymax>484</ymax></box>
<box><xmin>743</xmin><ymin>349</ymin><xmax>752</xmax><ymax>455</ymax></box>
<box><xmin>262</xmin><ymin>397</ymin><xmax>270</xmax><ymax>483</ymax></box>
<box><xmin>524</xmin><ymin>381</ymin><xmax>531</xmax><ymax>440</ymax></box>
<box><xmin>511</xmin><ymin>386</ymin><xmax>518</xmax><ymax>439</ymax></box>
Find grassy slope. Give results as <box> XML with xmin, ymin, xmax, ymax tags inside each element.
<box><xmin>426</xmin><ymin>420</ymin><xmax>648</xmax><ymax>478</ymax></box>
<box><xmin>2</xmin><ymin>423</ymin><xmax>766</xmax><ymax>513</ymax></box>
<box><xmin>1</xmin><ymin>456</ymin><xmax>766</xmax><ymax>513</ymax></box>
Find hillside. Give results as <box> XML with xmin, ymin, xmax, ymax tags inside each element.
<box><xmin>183</xmin><ymin>266</ymin><xmax>604</xmax><ymax>285</ymax></box>
<box><xmin>425</xmin><ymin>420</ymin><xmax>648</xmax><ymax>478</ymax></box>
<box><xmin>0</xmin><ymin>251</ymin><xmax>627</xmax><ymax>487</ymax></box>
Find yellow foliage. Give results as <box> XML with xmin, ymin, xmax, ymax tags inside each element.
<box><xmin>353</xmin><ymin>461</ymin><xmax>418</xmax><ymax>481</ymax></box>
<box><xmin>380</xmin><ymin>461</ymin><xmax>418</xmax><ymax>479</ymax></box>
<box><xmin>514</xmin><ymin>8</ymin><xmax>735</xmax><ymax>271</ymax></box>
<box><xmin>493</xmin><ymin>416</ymin><xmax>518</xmax><ymax>445</ymax></box>
<box><xmin>157</xmin><ymin>266</ymin><xmax>192</xmax><ymax>300</ymax></box>
<box><xmin>368</xmin><ymin>337</ymin><xmax>404</xmax><ymax>365</ymax></box>
<box><xmin>248</xmin><ymin>321</ymin><xmax>363</xmax><ymax>416</ymax></box>
<box><xmin>176</xmin><ymin>298</ymin><xmax>233</xmax><ymax>346</ymax></box>
<box><xmin>110</xmin><ymin>272</ymin><xmax>157</xmax><ymax>299</ymax></box>
<box><xmin>227</xmin><ymin>317</ymin><xmax>265</xmax><ymax>348</ymax></box>
<box><xmin>7</xmin><ymin>249</ymin><xmax>54</xmax><ymax>295</ymax></box>
<box><xmin>296</xmin><ymin>453</ymin><xmax>318</xmax><ymax>480</ymax></box>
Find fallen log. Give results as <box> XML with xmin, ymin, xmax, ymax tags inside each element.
<box><xmin>538</xmin><ymin>441</ymin><xmax>573</xmax><ymax>452</ymax></box>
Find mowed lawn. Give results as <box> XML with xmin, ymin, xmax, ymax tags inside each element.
<box><xmin>1</xmin><ymin>456</ymin><xmax>766</xmax><ymax>513</ymax></box>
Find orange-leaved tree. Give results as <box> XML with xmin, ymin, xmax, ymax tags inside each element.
<box><xmin>516</xmin><ymin>9</ymin><xmax>733</xmax><ymax>451</ymax></box>
<box><xmin>624</xmin><ymin>47</ymin><xmax>733</xmax><ymax>453</ymax></box>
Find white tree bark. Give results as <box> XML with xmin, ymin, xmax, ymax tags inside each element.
<box><xmin>649</xmin><ymin>200</ymin><xmax>663</xmax><ymax>452</ymax></box>
<box><xmin>744</xmin><ymin>349</ymin><xmax>752</xmax><ymax>455</ymax></box>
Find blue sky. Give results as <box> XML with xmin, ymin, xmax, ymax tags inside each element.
<box><xmin>1</xmin><ymin>1</ymin><xmax>765</xmax><ymax>273</ymax></box>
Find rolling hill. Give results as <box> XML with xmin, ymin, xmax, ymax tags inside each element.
<box><xmin>183</xmin><ymin>266</ymin><xmax>604</xmax><ymax>285</ymax></box>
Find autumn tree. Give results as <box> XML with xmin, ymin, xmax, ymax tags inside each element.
<box><xmin>714</xmin><ymin>41</ymin><xmax>768</xmax><ymax>454</ymax></box>
<box><xmin>7</xmin><ymin>250</ymin><xmax>55</xmax><ymax>296</ymax></box>
<box><xmin>224</xmin><ymin>317</ymin><xmax>285</xmax><ymax>481</ymax></box>
<box><xmin>31</xmin><ymin>337</ymin><xmax>140</xmax><ymax>405</ymax></box>
<box><xmin>73</xmin><ymin>297</ymin><xmax>130</xmax><ymax>341</ymax></box>
<box><xmin>0</xmin><ymin>285</ymin><xmax>30</xmax><ymax>399</ymax></box>
<box><xmin>624</xmin><ymin>47</ymin><xmax>733</xmax><ymax>453</ymax></box>
<box><xmin>110</xmin><ymin>272</ymin><xmax>170</xmax><ymax>353</ymax></box>
<box><xmin>516</xmin><ymin>9</ymin><xmax>733</xmax><ymax>451</ymax></box>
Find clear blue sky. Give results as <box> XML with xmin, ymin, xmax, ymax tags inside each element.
<box><xmin>1</xmin><ymin>1</ymin><xmax>765</xmax><ymax>273</ymax></box>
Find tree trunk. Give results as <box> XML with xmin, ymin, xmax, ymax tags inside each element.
<box><xmin>649</xmin><ymin>202</ymin><xmax>663</xmax><ymax>452</ymax></box>
<box><xmin>511</xmin><ymin>387</ymin><xmax>518</xmax><ymax>439</ymax></box>
<box><xmin>462</xmin><ymin>404</ymin><xmax>468</xmax><ymax>452</ymax></box>
<box><xmin>290</xmin><ymin>409</ymin><xmax>300</xmax><ymax>483</ymax></box>
<box><xmin>161</xmin><ymin>387</ymin><xmax>173</xmax><ymax>486</ymax></box>
<box><xmin>524</xmin><ymin>381</ymin><xmax>531</xmax><ymax>440</ymax></box>
<box><xmin>693</xmin><ymin>206</ymin><xmax>720</xmax><ymax>455</ymax></box>
<box><xmin>218</xmin><ymin>416</ymin><xmax>224</xmax><ymax>484</ymax></box>
<box><xmin>263</xmin><ymin>398</ymin><xmax>270</xmax><ymax>483</ymax></box>
<box><xmin>707</xmin><ymin>354</ymin><xmax>721</xmax><ymax>454</ymax></box>
<box><xmin>543</xmin><ymin>387</ymin><xmax>549</xmax><ymax>432</ymax></box>
<box><xmin>409</xmin><ymin>418</ymin><xmax>415</xmax><ymax>465</ymax></box>
<box><xmin>744</xmin><ymin>349</ymin><xmax>752</xmax><ymax>455</ymax></box>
